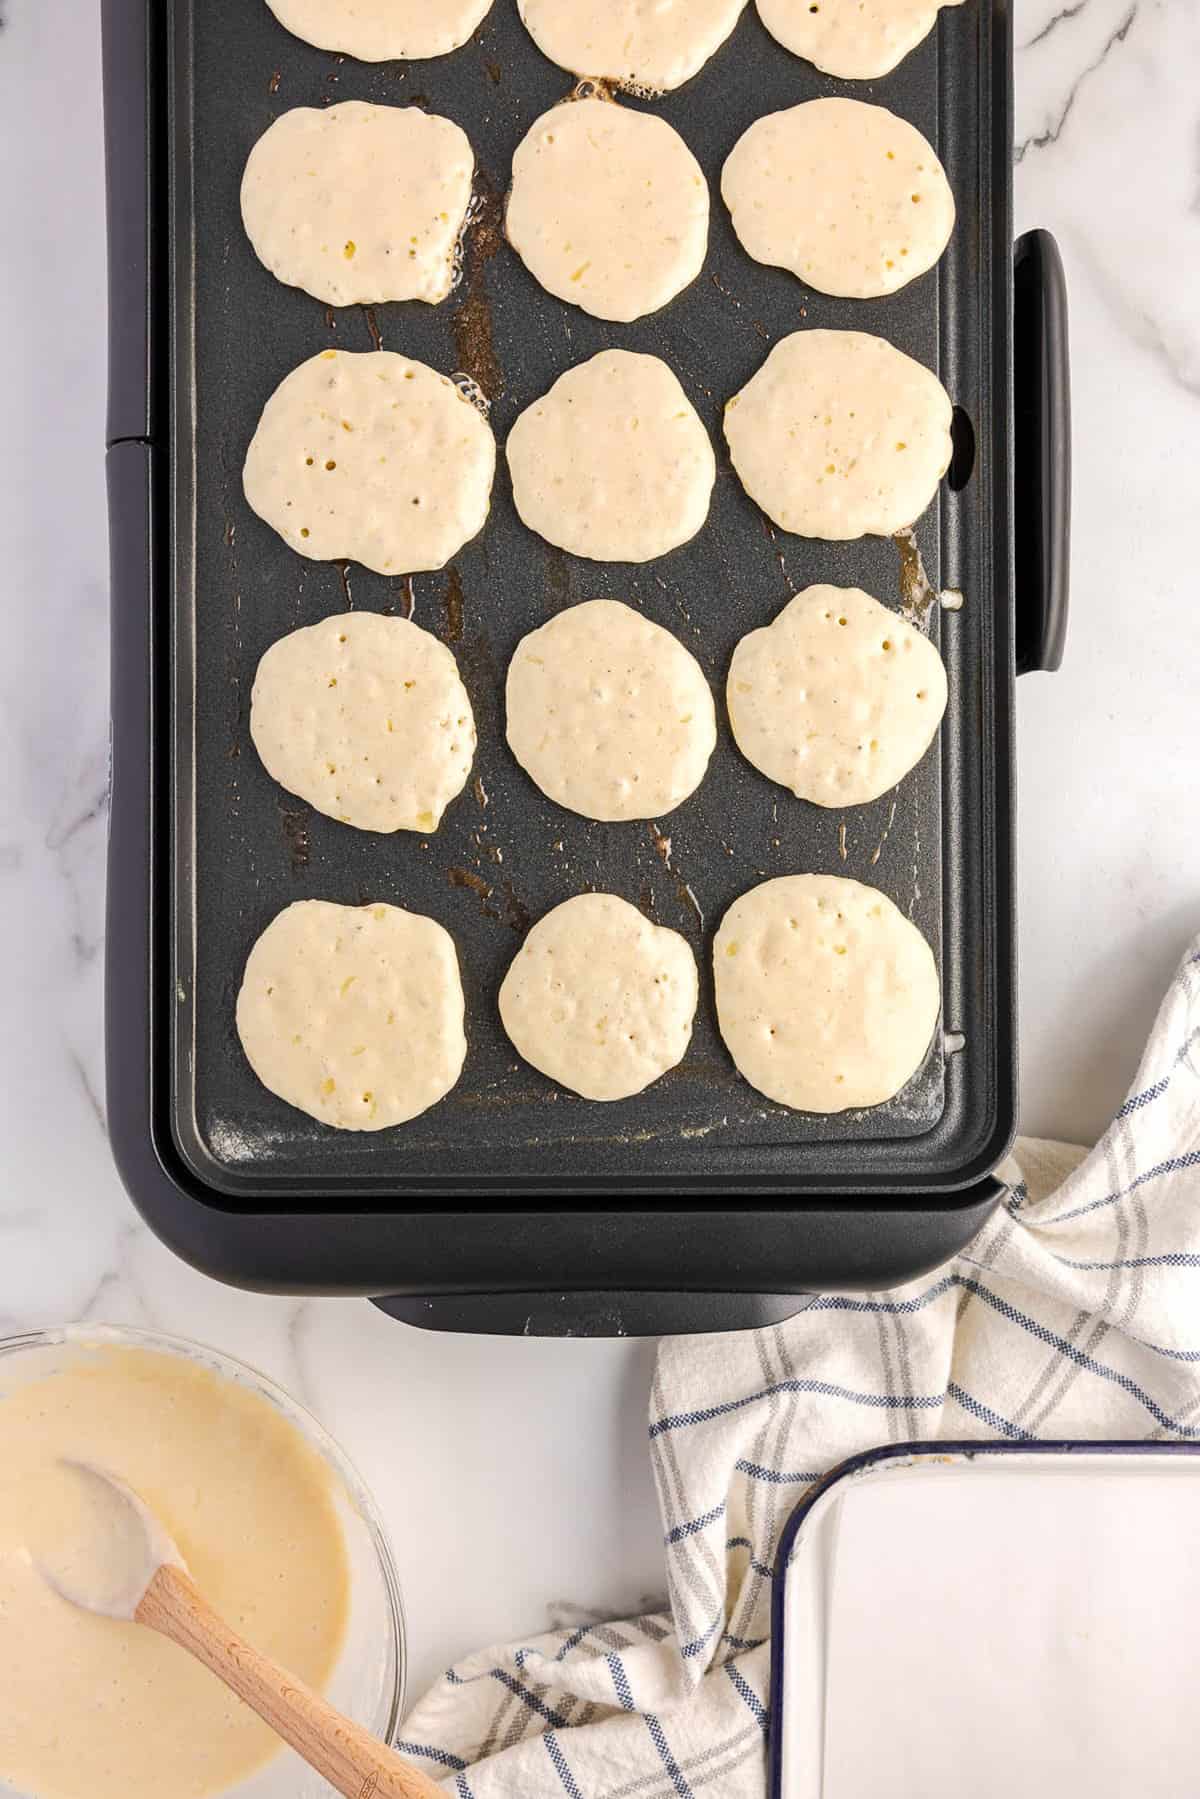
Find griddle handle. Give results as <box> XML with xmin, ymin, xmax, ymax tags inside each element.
<box><xmin>370</xmin><ymin>1179</ymin><xmax>1005</xmax><ymax>1338</ymax></box>
<box><xmin>101</xmin><ymin>0</ymin><xmax>155</xmax><ymax>444</ymax></box>
<box><xmin>1013</xmin><ymin>229</ymin><xmax>1071</xmax><ymax>674</ymax></box>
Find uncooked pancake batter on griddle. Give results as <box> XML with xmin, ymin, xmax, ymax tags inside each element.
<box><xmin>727</xmin><ymin>584</ymin><xmax>947</xmax><ymax>806</ymax></box>
<box><xmin>237</xmin><ymin>900</ymin><xmax>467</xmax><ymax>1129</ymax></box>
<box><xmin>506</xmin><ymin>599</ymin><xmax>716</xmax><ymax>820</ymax></box>
<box><xmin>517</xmin><ymin>0</ymin><xmax>749</xmax><ymax>91</ymax></box>
<box><xmin>499</xmin><ymin>893</ymin><xmax>699</xmax><ymax>1100</ymax></box>
<box><xmin>722</xmin><ymin>98</ymin><xmax>954</xmax><ymax>299</ymax></box>
<box><xmin>243</xmin><ymin>348</ymin><xmax>495</xmax><ymax>575</ymax></box>
<box><xmin>724</xmin><ymin>329</ymin><xmax>952</xmax><ymax>540</ymax></box>
<box><xmin>507</xmin><ymin>98</ymin><xmax>708</xmax><ymax>322</ymax></box>
<box><xmin>241</xmin><ymin>101</ymin><xmax>474</xmax><ymax>307</ymax></box>
<box><xmin>714</xmin><ymin>874</ymin><xmax>940</xmax><ymax>1111</ymax></box>
<box><xmin>264</xmin><ymin>0</ymin><xmax>494</xmax><ymax>61</ymax></box>
<box><xmin>506</xmin><ymin>349</ymin><xmax>715</xmax><ymax>562</ymax></box>
<box><xmin>250</xmin><ymin>611</ymin><xmax>476</xmax><ymax>833</ymax></box>
<box><xmin>755</xmin><ymin>0</ymin><xmax>966</xmax><ymax>79</ymax></box>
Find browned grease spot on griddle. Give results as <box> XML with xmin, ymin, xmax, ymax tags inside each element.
<box><xmin>838</xmin><ymin>821</ymin><xmax>848</xmax><ymax>861</ymax></box>
<box><xmin>449</xmin><ymin>866</ymin><xmax>491</xmax><ymax>899</ymax></box>
<box><xmin>280</xmin><ymin>807</ymin><xmax>310</xmax><ymax>873</ymax></box>
<box><xmin>894</xmin><ymin>527</ymin><xmax>936</xmax><ymax>622</ymax></box>
<box><xmin>485</xmin><ymin>842</ymin><xmax>504</xmax><ymax>863</ymax></box>
<box><xmin>646</xmin><ymin>823</ymin><xmax>703</xmax><ymax>929</ymax></box>
<box><xmin>500</xmin><ymin>880</ymin><xmax>532</xmax><ymax>934</ymax></box>
<box><xmin>871</xmin><ymin>797</ymin><xmax>899</xmax><ymax>868</ymax></box>
<box><xmin>363</xmin><ymin>306</ymin><xmax>382</xmax><ymax>352</ymax></box>
<box><xmin>710</xmin><ymin>271</ymin><xmax>771</xmax><ymax>342</ymax></box>
<box><xmin>338</xmin><ymin>561</ymin><xmax>354</xmax><ymax>609</ymax></box>
<box><xmin>452</xmin><ymin>168</ymin><xmax>504</xmax><ymax>402</ymax></box>
<box><xmin>444</xmin><ymin>565</ymin><xmax>465</xmax><ymax>642</ymax></box>
<box><xmin>570</xmin><ymin>76</ymin><xmax>615</xmax><ymax>102</ymax></box>
<box><xmin>485</xmin><ymin>59</ymin><xmax>502</xmax><ymax>84</ymax></box>
<box><xmin>473</xmin><ymin>775</ymin><xmax>489</xmax><ymax>808</ymax></box>
<box><xmin>323</xmin><ymin>305</ymin><xmax>337</xmax><ymax>334</ymax></box>
<box><xmin>456</xmin><ymin>627</ymin><xmax>500</xmax><ymax>706</ymax></box>
<box><xmin>448</xmin><ymin>866</ymin><xmax>500</xmax><ymax>921</ymax></box>
<box><xmin>398</xmin><ymin>577</ymin><xmax>415</xmax><ymax>620</ymax></box>
<box><xmin>758</xmin><ymin>512</ymin><xmax>795</xmax><ymax>595</ymax></box>
<box><xmin>448</xmin><ymin>865</ymin><xmax>529</xmax><ymax>932</ymax></box>
<box><xmin>268</xmin><ymin>69</ymin><xmax>281</xmax><ymax>95</ymax></box>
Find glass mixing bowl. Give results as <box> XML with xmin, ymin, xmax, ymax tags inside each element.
<box><xmin>0</xmin><ymin>1323</ymin><xmax>405</xmax><ymax>1799</ymax></box>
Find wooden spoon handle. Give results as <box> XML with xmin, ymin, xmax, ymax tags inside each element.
<box><xmin>137</xmin><ymin>1564</ymin><xmax>443</xmax><ymax>1799</ymax></box>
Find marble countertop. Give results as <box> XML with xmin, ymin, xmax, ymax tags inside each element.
<box><xmin>2</xmin><ymin>0</ymin><xmax>1198</xmax><ymax>1706</ymax></box>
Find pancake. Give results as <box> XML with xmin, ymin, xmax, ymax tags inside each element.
<box><xmin>236</xmin><ymin>900</ymin><xmax>467</xmax><ymax>1130</ymax></box>
<box><xmin>507</xmin><ymin>97</ymin><xmax>708</xmax><ymax>322</ymax></box>
<box><xmin>714</xmin><ymin>874</ymin><xmax>939</xmax><ymax>1111</ymax></box>
<box><xmin>499</xmin><ymin>893</ymin><xmax>698</xmax><ymax>1100</ymax></box>
<box><xmin>250</xmin><ymin>611</ymin><xmax>475</xmax><ymax>833</ymax></box>
<box><xmin>506</xmin><ymin>599</ymin><xmax>715</xmax><ymax>820</ymax></box>
<box><xmin>721</xmin><ymin>98</ymin><xmax>954</xmax><ymax>299</ymax></box>
<box><xmin>243</xmin><ymin>348</ymin><xmax>495</xmax><ymax>574</ymax></box>
<box><xmin>506</xmin><ymin>349</ymin><xmax>714</xmax><ymax>562</ymax></box>
<box><xmin>727</xmin><ymin>584</ymin><xmax>947</xmax><ymax>806</ymax></box>
<box><xmin>517</xmin><ymin>0</ymin><xmax>749</xmax><ymax>91</ymax></box>
<box><xmin>724</xmin><ymin>329</ymin><xmax>952</xmax><ymax>539</ymax></box>
<box><xmin>241</xmin><ymin>102</ymin><xmax>474</xmax><ymax>307</ymax></box>
<box><xmin>755</xmin><ymin>0</ymin><xmax>966</xmax><ymax>80</ymax></box>
<box><xmin>264</xmin><ymin>0</ymin><xmax>494</xmax><ymax>62</ymax></box>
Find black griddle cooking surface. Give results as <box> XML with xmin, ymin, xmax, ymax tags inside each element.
<box><xmin>166</xmin><ymin>0</ymin><xmax>1012</xmax><ymax>1199</ymax></box>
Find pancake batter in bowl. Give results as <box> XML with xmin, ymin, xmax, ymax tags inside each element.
<box><xmin>0</xmin><ymin>1341</ymin><xmax>350</xmax><ymax>1799</ymax></box>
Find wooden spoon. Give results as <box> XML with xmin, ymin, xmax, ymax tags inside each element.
<box><xmin>42</xmin><ymin>1462</ymin><xmax>444</xmax><ymax>1799</ymax></box>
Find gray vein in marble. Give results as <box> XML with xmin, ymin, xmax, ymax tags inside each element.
<box><xmin>71</xmin><ymin>930</ymin><xmax>101</xmax><ymax>967</ymax></box>
<box><xmin>1016</xmin><ymin>2</ymin><xmax>1139</xmax><ymax>160</ymax></box>
<box><xmin>75</xmin><ymin>1223</ymin><xmax>146</xmax><ymax>1327</ymax></box>
<box><xmin>45</xmin><ymin>782</ymin><xmax>109</xmax><ymax>852</ymax></box>
<box><xmin>81</xmin><ymin>1271</ymin><xmax>145</xmax><ymax>1330</ymax></box>
<box><xmin>43</xmin><ymin>750</ymin><xmax>111</xmax><ymax>971</ymax></box>
<box><xmin>1131</xmin><ymin>302</ymin><xmax>1200</xmax><ymax>398</ymax></box>
<box><xmin>285</xmin><ymin>1297</ymin><xmax>319</xmax><ymax>1411</ymax></box>
<box><xmin>68</xmin><ymin>1043</ymin><xmax>107</xmax><ymax>1136</ymax></box>
<box><xmin>1021</xmin><ymin>0</ymin><xmax>1095</xmax><ymax>50</ymax></box>
<box><xmin>59</xmin><ymin>825</ymin><xmax>107</xmax><ymax>967</ymax></box>
<box><xmin>1070</xmin><ymin>233</ymin><xmax>1200</xmax><ymax>396</ymax></box>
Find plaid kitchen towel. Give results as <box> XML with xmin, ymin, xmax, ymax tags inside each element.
<box><xmin>399</xmin><ymin>941</ymin><xmax>1200</xmax><ymax>1797</ymax></box>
